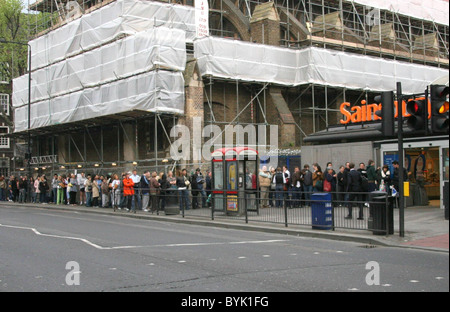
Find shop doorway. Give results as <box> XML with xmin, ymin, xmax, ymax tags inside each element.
<box><xmin>404</xmin><ymin>147</ymin><xmax>440</xmax><ymax>206</ymax></box>
<box><xmin>381</xmin><ymin>139</ymin><xmax>448</xmax><ymax>209</ymax></box>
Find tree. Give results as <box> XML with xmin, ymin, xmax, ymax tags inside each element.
<box><xmin>0</xmin><ymin>0</ymin><xmax>28</xmax><ymax>81</ymax></box>
<box><xmin>0</xmin><ymin>0</ymin><xmax>27</xmax><ymax>126</ymax></box>
<box><xmin>1</xmin><ymin>0</ymin><xmax>59</xmax><ymax>83</ymax></box>
<box><xmin>0</xmin><ymin>0</ymin><xmax>25</xmax><ymax>40</ymax></box>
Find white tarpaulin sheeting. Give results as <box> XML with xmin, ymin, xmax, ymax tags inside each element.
<box><xmin>13</xmin><ymin>27</ymin><xmax>186</xmax><ymax>107</ymax></box>
<box><xmin>195</xmin><ymin>37</ymin><xmax>449</xmax><ymax>94</ymax></box>
<box><xmin>13</xmin><ymin>2</ymin><xmax>190</xmax><ymax>133</ymax></box>
<box><xmin>348</xmin><ymin>0</ymin><xmax>449</xmax><ymax>26</ymax></box>
<box><xmin>14</xmin><ymin>70</ymin><xmax>185</xmax><ymax>132</ymax></box>
<box><xmin>30</xmin><ymin>0</ymin><xmax>195</xmax><ymax>71</ymax></box>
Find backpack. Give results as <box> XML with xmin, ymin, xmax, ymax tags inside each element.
<box><xmin>275</xmin><ymin>172</ymin><xmax>284</xmax><ymax>185</ymax></box>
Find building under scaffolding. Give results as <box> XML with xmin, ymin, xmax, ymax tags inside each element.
<box><xmin>7</xmin><ymin>0</ymin><xmax>450</xmax><ymax>176</ymax></box>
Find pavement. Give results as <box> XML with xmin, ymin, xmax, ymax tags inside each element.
<box><xmin>1</xmin><ymin>201</ymin><xmax>448</xmax><ymax>253</ymax></box>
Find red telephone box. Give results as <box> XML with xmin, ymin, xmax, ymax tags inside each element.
<box><xmin>211</xmin><ymin>147</ymin><xmax>259</xmax><ymax>216</ymax></box>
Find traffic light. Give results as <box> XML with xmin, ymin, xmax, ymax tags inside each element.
<box><xmin>406</xmin><ymin>97</ymin><xmax>428</xmax><ymax>132</ymax></box>
<box><xmin>430</xmin><ymin>84</ymin><xmax>449</xmax><ymax>134</ymax></box>
<box><xmin>374</xmin><ymin>91</ymin><xmax>395</xmax><ymax>137</ymax></box>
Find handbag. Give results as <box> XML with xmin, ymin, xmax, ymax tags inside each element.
<box><xmin>323</xmin><ymin>179</ymin><xmax>331</xmax><ymax>192</ymax></box>
<box><xmin>270</xmin><ymin>182</ymin><xmax>276</xmax><ymax>191</ymax></box>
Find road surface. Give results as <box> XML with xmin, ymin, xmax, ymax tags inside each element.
<box><xmin>0</xmin><ymin>204</ymin><xmax>448</xmax><ymax>293</ymax></box>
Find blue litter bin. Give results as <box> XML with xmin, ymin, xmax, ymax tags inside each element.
<box><xmin>311</xmin><ymin>193</ymin><xmax>333</xmax><ymax>230</ymax></box>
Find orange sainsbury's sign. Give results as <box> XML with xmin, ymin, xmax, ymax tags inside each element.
<box><xmin>339</xmin><ymin>97</ymin><xmax>431</xmax><ymax>125</ymax></box>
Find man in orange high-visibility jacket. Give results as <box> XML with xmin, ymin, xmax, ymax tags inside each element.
<box><xmin>122</xmin><ymin>172</ymin><xmax>135</xmax><ymax>212</ymax></box>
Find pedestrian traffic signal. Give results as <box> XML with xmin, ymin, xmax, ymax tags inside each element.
<box><xmin>406</xmin><ymin>97</ymin><xmax>428</xmax><ymax>132</ymax></box>
<box><xmin>430</xmin><ymin>84</ymin><xmax>449</xmax><ymax>134</ymax></box>
<box><xmin>374</xmin><ymin>91</ymin><xmax>395</xmax><ymax>137</ymax></box>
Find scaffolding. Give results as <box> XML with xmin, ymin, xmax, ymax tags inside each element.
<box><xmin>199</xmin><ymin>0</ymin><xmax>449</xmax><ymax>148</ymax></box>
<box><xmin>27</xmin><ymin>1</ymin><xmax>449</xmax><ymax>67</ymax></box>
<box><xmin>11</xmin><ymin>0</ymin><xmax>449</xmax><ymax>177</ymax></box>
<box><xmin>25</xmin><ymin>112</ymin><xmax>180</xmax><ymax>174</ymax></box>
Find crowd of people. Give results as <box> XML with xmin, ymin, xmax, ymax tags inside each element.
<box><xmin>0</xmin><ymin>168</ymin><xmax>213</xmax><ymax>214</ymax></box>
<box><xmin>1</xmin><ymin>159</ymin><xmax>407</xmax><ymax>219</ymax></box>
<box><xmin>259</xmin><ymin>159</ymin><xmax>407</xmax><ymax>219</ymax></box>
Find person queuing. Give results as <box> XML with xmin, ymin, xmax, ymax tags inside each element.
<box><xmin>302</xmin><ymin>165</ymin><xmax>313</xmax><ymax>206</ymax></box>
<box><xmin>392</xmin><ymin>160</ymin><xmax>409</xmax><ymax>196</ymax></box>
<box><xmin>130</xmin><ymin>170</ymin><xmax>141</xmax><ymax>211</ymax></box>
<box><xmin>85</xmin><ymin>175</ymin><xmax>94</xmax><ymax>207</ymax></box>
<box><xmin>177</xmin><ymin>169</ymin><xmax>191</xmax><ymax>211</ymax></box>
<box><xmin>346</xmin><ymin>163</ymin><xmax>364</xmax><ymax>220</ymax></box>
<box><xmin>158</xmin><ymin>173</ymin><xmax>169</xmax><ymax>213</ymax></box>
<box><xmin>336</xmin><ymin>165</ymin><xmax>347</xmax><ymax>206</ymax></box>
<box><xmin>149</xmin><ymin>172</ymin><xmax>161</xmax><ymax>214</ymax></box>
<box><xmin>323</xmin><ymin>163</ymin><xmax>336</xmax><ymax>198</ymax></box>
<box><xmin>140</xmin><ymin>171</ymin><xmax>151</xmax><ymax>212</ymax></box>
<box><xmin>122</xmin><ymin>172</ymin><xmax>135</xmax><ymax>212</ymax></box>
<box><xmin>366</xmin><ymin>160</ymin><xmax>377</xmax><ymax>192</ymax></box>
<box><xmin>259</xmin><ymin>166</ymin><xmax>271</xmax><ymax>208</ymax></box>
<box><xmin>101</xmin><ymin>177</ymin><xmax>110</xmax><ymax>208</ymax></box>
<box><xmin>1</xmin><ymin>158</ymin><xmax>403</xmax><ymax>218</ymax></box>
<box><xmin>273</xmin><ymin>167</ymin><xmax>286</xmax><ymax>208</ymax></box>
<box><xmin>39</xmin><ymin>176</ymin><xmax>49</xmax><ymax>204</ymax></box>
<box><xmin>191</xmin><ymin>168</ymin><xmax>207</xmax><ymax>209</ymax></box>
<box><xmin>18</xmin><ymin>177</ymin><xmax>28</xmax><ymax>203</ymax></box>
<box><xmin>312</xmin><ymin>163</ymin><xmax>323</xmax><ymax>192</ymax></box>
<box><xmin>111</xmin><ymin>174</ymin><xmax>121</xmax><ymax>210</ymax></box>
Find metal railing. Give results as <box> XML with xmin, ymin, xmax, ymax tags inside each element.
<box><xmin>6</xmin><ymin>185</ymin><xmax>394</xmax><ymax>235</ymax></box>
<box><xmin>205</xmin><ymin>190</ymin><xmax>393</xmax><ymax>235</ymax></box>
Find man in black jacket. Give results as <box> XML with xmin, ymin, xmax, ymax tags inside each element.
<box><xmin>39</xmin><ymin>177</ymin><xmax>50</xmax><ymax>204</ymax></box>
<box><xmin>18</xmin><ymin>177</ymin><xmax>28</xmax><ymax>203</ymax></box>
<box><xmin>336</xmin><ymin>165</ymin><xmax>347</xmax><ymax>206</ymax></box>
<box><xmin>291</xmin><ymin>167</ymin><xmax>302</xmax><ymax>208</ymax></box>
<box><xmin>191</xmin><ymin>169</ymin><xmax>203</xmax><ymax>209</ymax></box>
<box><xmin>346</xmin><ymin>163</ymin><xmax>364</xmax><ymax>220</ymax></box>
<box><xmin>302</xmin><ymin>165</ymin><xmax>313</xmax><ymax>206</ymax></box>
<box><xmin>9</xmin><ymin>176</ymin><xmax>18</xmax><ymax>202</ymax></box>
<box><xmin>205</xmin><ymin>170</ymin><xmax>212</xmax><ymax>207</ymax></box>
<box><xmin>392</xmin><ymin>160</ymin><xmax>408</xmax><ymax>195</ymax></box>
